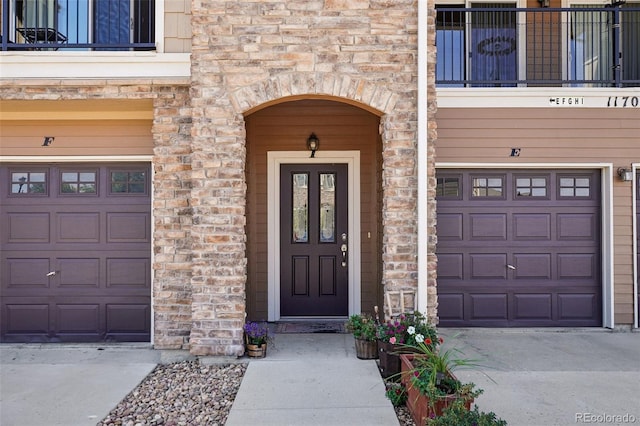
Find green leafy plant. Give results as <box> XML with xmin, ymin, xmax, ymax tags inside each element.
<box><xmin>377</xmin><ymin>311</ymin><xmax>439</xmax><ymax>348</ymax></box>
<box><xmin>426</xmin><ymin>399</ymin><xmax>508</xmax><ymax>426</ymax></box>
<box><xmin>345</xmin><ymin>313</ymin><xmax>378</xmax><ymax>341</ymax></box>
<box><xmin>384</xmin><ymin>381</ymin><xmax>407</xmax><ymax>407</ymax></box>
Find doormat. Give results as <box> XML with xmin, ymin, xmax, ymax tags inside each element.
<box><xmin>275</xmin><ymin>321</ymin><xmax>346</xmax><ymax>334</ymax></box>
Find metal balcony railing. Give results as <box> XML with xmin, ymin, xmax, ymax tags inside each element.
<box><xmin>1</xmin><ymin>0</ymin><xmax>154</xmax><ymax>51</ymax></box>
<box><xmin>437</xmin><ymin>5</ymin><xmax>640</xmax><ymax>87</ymax></box>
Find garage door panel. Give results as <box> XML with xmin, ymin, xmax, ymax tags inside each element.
<box><xmin>557</xmin><ymin>254</ymin><xmax>595</xmax><ymax>279</ymax></box>
<box><xmin>437</xmin><ymin>294</ymin><xmax>465</xmax><ymax>320</ymax></box>
<box><xmin>513</xmin><ymin>254</ymin><xmax>551</xmax><ymax>279</ymax></box>
<box><xmin>7</xmin><ymin>213</ymin><xmax>50</xmax><ymax>243</ymax></box>
<box><xmin>514</xmin><ymin>294</ymin><xmax>552</xmax><ymax>320</ymax></box>
<box><xmin>437</xmin><ymin>254</ymin><xmax>463</xmax><ymax>279</ymax></box>
<box><xmin>5</xmin><ymin>258</ymin><xmax>50</xmax><ymax>288</ymax></box>
<box><xmin>437</xmin><ymin>169</ymin><xmax>601</xmax><ymax>327</ymax></box>
<box><xmin>107</xmin><ymin>258</ymin><xmax>150</xmax><ymax>288</ymax></box>
<box><xmin>4</xmin><ymin>304</ymin><xmax>49</xmax><ymax>334</ymax></box>
<box><xmin>513</xmin><ymin>213</ymin><xmax>551</xmax><ymax>240</ymax></box>
<box><xmin>437</xmin><ymin>213</ymin><xmax>463</xmax><ymax>240</ymax></box>
<box><xmin>558</xmin><ymin>294</ymin><xmax>597</xmax><ymax>319</ymax></box>
<box><xmin>57</xmin><ymin>213</ymin><xmax>100</xmax><ymax>243</ymax></box>
<box><xmin>469</xmin><ymin>214</ymin><xmax>507</xmax><ymax>240</ymax></box>
<box><xmin>58</xmin><ymin>258</ymin><xmax>100</xmax><ymax>287</ymax></box>
<box><xmin>107</xmin><ymin>212</ymin><xmax>150</xmax><ymax>242</ymax></box>
<box><xmin>470</xmin><ymin>294</ymin><xmax>508</xmax><ymax>320</ymax></box>
<box><xmin>470</xmin><ymin>254</ymin><xmax>508</xmax><ymax>279</ymax></box>
<box><xmin>106</xmin><ymin>304</ymin><xmax>150</xmax><ymax>334</ymax></box>
<box><xmin>557</xmin><ymin>213</ymin><xmax>597</xmax><ymax>240</ymax></box>
<box><xmin>56</xmin><ymin>304</ymin><xmax>100</xmax><ymax>333</ymax></box>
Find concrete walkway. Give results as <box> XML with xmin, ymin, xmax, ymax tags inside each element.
<box><xmin>1</xmin><ymin>329</ymin><xmax>639</xmax><ymax>426</ymax></box>
<box><xmin>225</xmin><ymin>333</ymin><xmax>398</xmax><ymax>426</ymax></box>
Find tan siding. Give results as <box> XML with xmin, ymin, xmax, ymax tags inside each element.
<box><xmin>164</xmin><ymin>0</ymin><xmax>192</xmax><ymax>53</ymax></box>
<box><xmin>436</xmin><ymin>107</ymin><xmax>640</xmax><ymax>326</ymax></box>
<box><xmin>0</xmin><ymin>119</ymin><xmax>153</xmax><ymax>156</ymax></box>
<box><xmin>245</xmin><ymin>99</ymin><xmax>381</xmax><ymax>320</ymax></box>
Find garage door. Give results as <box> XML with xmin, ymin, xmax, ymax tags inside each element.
<box><xmin>436</xmin><ymin>169</ymin><xmax>601</xmax><ymax>327</ymax></box>
<box><xmin>1</xmin><ymin>163</ymin><xmax>151</xmax><ymax>342</ymax></box>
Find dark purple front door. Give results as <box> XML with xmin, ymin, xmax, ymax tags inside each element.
<box><xmin>436</xmin><ymin>169</ymin><xmax>601</xmax><ymax>327</ymax></box>
<box><xmin>280</xmin><ymin>164</ymin><xmax>349</xmax><ymax>316</ymax></box>
<box><xmin>0</xmin><ymin>164</ymin><xmax>151</xmax><ymax>342</ymax></box>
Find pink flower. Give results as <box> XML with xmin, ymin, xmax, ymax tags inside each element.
<box><xmin>389</xmin><ymin>336</ymin><xmax>397</xmax><ymax>344</ymax></box>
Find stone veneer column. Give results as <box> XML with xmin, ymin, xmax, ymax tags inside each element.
<box><xmin>188</xmin><ymin>0</ymin><xmax>431</xmax><ymax>355</ymax></box>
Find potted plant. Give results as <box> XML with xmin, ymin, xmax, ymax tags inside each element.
<box><xmin>345</xmin><ymin>313</ymin><xmax>378</xmax><ymax>359</ymax></box>
<box><xmin>377</xmin><ymin>311</ymin><xmax>438</xmax><ymax>378</ymax></box>
<box><xmin>243</xmin><ymin>321</ymin><xmax>272</xmax><ymax>358</ymax></box>
<box><xmin>400</xmin><ymin>337</ymin><xmax>484</xmax><ymax>425</ymax></box>
<box><xmin>425</xmin><ymin>399</ymin><xmax>507</xmax><ymax>426</ymax></box>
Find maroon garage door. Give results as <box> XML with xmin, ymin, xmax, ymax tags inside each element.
<box><xmin>436</xmin><ymin>169</ymin><xmax>601</xmax><ymax>327</ymax></box>
<box><xmin>1</xmin><ymin>164</ymin><xmax>151</xmax><ymax>342</ymax></box>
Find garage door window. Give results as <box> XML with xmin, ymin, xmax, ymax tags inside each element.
<box><xmin>10</xmin><ymin>170</ymin><xmax>47</xmax><ymax>195</ymax></box>
<box><xmin>60</xmin><ymin>171</ymin><xmax>97</xmax><ymax>195</ymax></box>
<box><xmin>515</xmin><ymin>176</ymin><xmax>548</xmax><ymax>198</ymax></box>
<box><xmin>110</xmin><ymin>170</ymin><xmax>147</xmax><ymax>195</ymax></box>
<box><xmin>471</xmin><ymin>176</ymin><xmax>504</xmax><ymax>198</ymax></box>
<box><xmin>437</xmin><ymin>176</ymin><xmax>461</xmax><ymax>198</ymax></box>
<box><xmin>559</xmin><ymin>176</ymin><xmax>591</xmax><ymax>198</ymax></box>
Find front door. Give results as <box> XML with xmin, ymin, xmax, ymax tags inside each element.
<box><xmin>280</xmin><ymin>164</ymin><xmax>349</xmax><ymax>316</ymax></box>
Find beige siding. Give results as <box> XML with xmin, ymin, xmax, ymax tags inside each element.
<box><xmin>164</xmin><ymin>0</ymin><xmax>192</xmax><ymax>53</ymax></box>
<box><xmin>436</xmin><ymin>107</ymin><xmax>640</xmax><ymax>325</ymax></box>
<box><xmin>0</xmin><ymin>119</ymin><xmax>153</xmax><ymax>156</ymax></box>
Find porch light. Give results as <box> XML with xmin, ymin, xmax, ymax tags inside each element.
<box><xmin>617</xmin><ymin>167</ymin><xmax>633</xmax><ymax>182</ymax></box>
<box><xmin>307</xmin><ymin>133</ymin><xmax>319</xmax><ymax>158</ymax></box>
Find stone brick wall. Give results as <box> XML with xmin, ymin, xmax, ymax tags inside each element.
<box><xmin>188</xmin><ymin>0</ymin><xmax>431</xmax><ymax>355</ymax></box>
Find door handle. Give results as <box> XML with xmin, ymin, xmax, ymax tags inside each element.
<box><xmin>507</xmin><ymin>264</ymin><xmax>516</xmax><ymax>270</ymax></box>
<box><xmin>47</xmin><ymin>271</ymin><xmax>57</xmax><ymax>277</ymax></box>
<box><xmin>341</xmin><ymin>244</ymin><xmax>347</xmax><ymax>267</ymax></box>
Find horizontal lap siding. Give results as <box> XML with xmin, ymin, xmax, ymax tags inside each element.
<box><xmin>436</xmin><ymin>107</ymin><xmax>640</xmax><ymax>325</ymax></box>
<box><xmin>0</xmin><ymin>120</ymin><xmax>153</xmax><ymax>156</ymax></box>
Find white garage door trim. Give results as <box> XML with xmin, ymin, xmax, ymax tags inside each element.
<box><xmin>0</xmin><ymin>155</ymin><xmax>155</xmax><ymax>343</ymax></box>
<box><xmin>633</xmin><ymin>163</ymin><xmax>639</xmax><ymax>329</ymax></box>
<box><xmin>436</xmin><ymin>162</ymin><xmax>614</xmax><ymax>329</ymax></box>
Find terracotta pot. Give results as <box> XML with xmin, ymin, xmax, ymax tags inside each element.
<box><xmin>246</xmin><ymin>342</ymin><xmax>267</xmax><ymax>358</ymax></box>
<box><xmin>400</xmin><ymin>354</ymin><xmax>473</xmax><ymax>424</ymax></box>
<box><xmin>354</xmin><ymin>338</ymin><xmax>378</xmax><ymax>359</ymax></box>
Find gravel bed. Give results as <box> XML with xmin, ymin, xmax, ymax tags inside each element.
<box><xmin>99</xmin><ymin>361</ymin><xmax>246</xmax><ymax>426</ymax></box>
<box><xmin>99</xmin><ymin>359</ymin><xmax>414</xmax><ymax>426</ymax></box>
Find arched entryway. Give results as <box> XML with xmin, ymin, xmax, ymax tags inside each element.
<box><xmin>244</xmin><ymin>98</ymin><xmax>383</xmax><ymax>321</ymax></box>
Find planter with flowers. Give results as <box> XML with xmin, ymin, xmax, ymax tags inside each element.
<box><xmin>345</xmin><ymin>313</ymin><xmax>378</xmax><ymax>359</ymax></box>
<box><xmin>243</xmin><ymin>321</ymin><xmax>272</xmax><ymax>358</ymax></box>
<box><xmin>377</xmin><ymin>311</ymin><xmax>438</xmax><ymax>378</ymax></box>
<box><xmin>399</xmin><ymin>338</ymin><xmax>484</xmax><ymax>425</ymax></box>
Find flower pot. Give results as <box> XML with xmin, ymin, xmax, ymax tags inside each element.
<box><xmin>400</xmin><ymin>354</ymin><xmax>473</xmax><ymax>424</ymax></box>
<box><xmin>246</xmin><ymin>342</ymin><xmax>267</xmax><ymax>358</ymax></box>
<box><xmin>378</xmin><ymin>340</ymin><xmax>401</xmax><ymax>378</ymax></box>
<box><xmin>354</xmin><ymin>338</ymin><xmax>378</xmax><ymax>359</ymax></box>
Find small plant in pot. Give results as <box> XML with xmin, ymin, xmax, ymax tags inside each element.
<box><xmin>243</xmin><ymin>321</ymin><xmax>272</xmax><ymax>358</ymax></box>
<box><xmin>345</xmin><ymin>313</ymin><xmax>378</xmax><ymax>359</ymax></box>
<box><xmin>426</xmin><ymin>399</ymin><xmax>507</xmax><ymax>426</ymax></box>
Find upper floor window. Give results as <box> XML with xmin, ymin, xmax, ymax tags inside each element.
<box><xmin>2</xmin><ymin>0</ymin><xmax>155</xmax><ymax>51</ymax></box>
<box><xmin>435</xmin><ymin>1</ymin><xmax>640</xmax><ymax>87</ymax></box>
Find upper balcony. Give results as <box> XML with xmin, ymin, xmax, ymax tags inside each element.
<box><xmin>0</xmin><ymin>0</ymin><xmax>190</xmax><ymax>80</ymax></box>
<box><xmin>437</xmin><ymin>4</ymin><xmax>640</xmax><ymax>88</ymax></box>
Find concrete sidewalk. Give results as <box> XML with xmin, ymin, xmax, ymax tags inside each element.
<box><xmin>225</xmin><ymin>333</ymin><xmax>398</xmax><ymax>426</ymax></box>
<box><xmin>1</xmin><ymin>329</ymin><xmax>639</xmax><ymax>426</ymax></box>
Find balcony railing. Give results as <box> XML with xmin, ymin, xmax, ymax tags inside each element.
<box><xmin>437</xmin><ymin>5</ymin><xmax>640</xmax><ymax>87</ymax></box>
<box><xmin>1</xmin><ymin>0</ymin><xmax>154</xmax><ymax>51</ymax></box>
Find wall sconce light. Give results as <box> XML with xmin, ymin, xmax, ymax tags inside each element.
<box><xmin>42</xmin><ymin>136</ymin><xmax>55</xmax><ymax>146</ymax></box>
<box><xmin>617</xmin><ymin>167</ymin><xmax>633</xmax><ymax>182</ymax></box>
<box><xmin>307</xmin><ymin>133</ymin><xmax>319</xmax><ymax>158</ymax></box>
<box><xmin>538</xmin><ymin>0</ymin><xmax>550</xmax><ymax>7</ymax></box>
